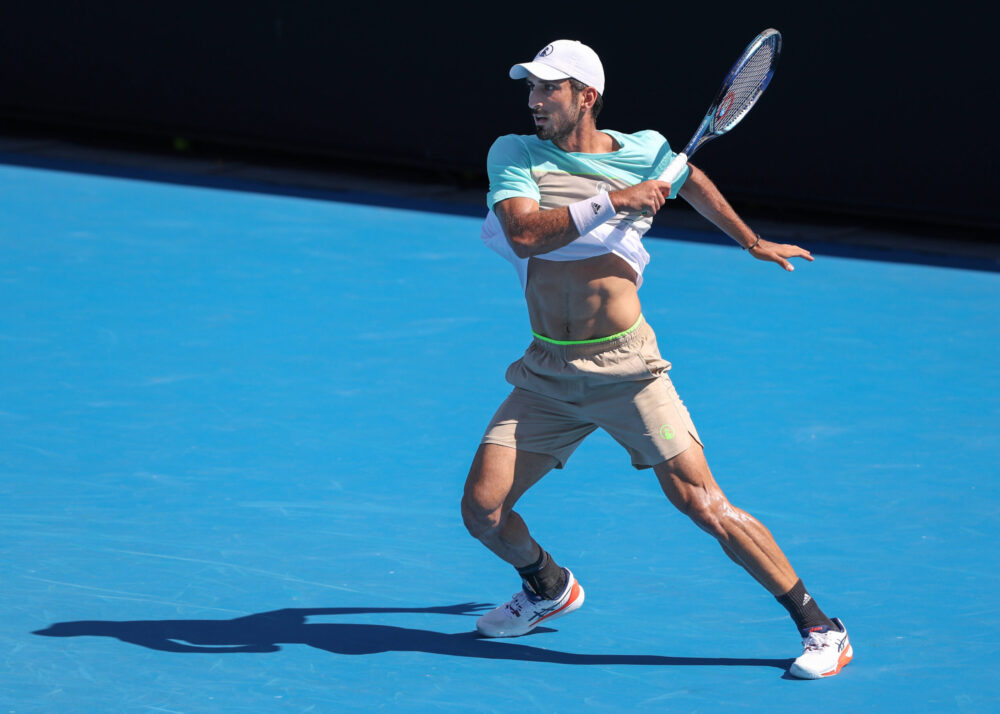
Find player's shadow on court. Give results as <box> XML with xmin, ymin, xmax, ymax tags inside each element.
<box><xmin>33</xmin><ymin>603</ymin><xmax>792</xmax><ymax>671</ymax></box>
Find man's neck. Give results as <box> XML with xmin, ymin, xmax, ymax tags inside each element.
<box><xmin>553</xmin><ymin>123</ymin><xmax>617</xmax><ymax>154</ymax></box>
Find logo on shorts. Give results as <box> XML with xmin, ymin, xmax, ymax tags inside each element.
<box><xmin>537</xmin><ymin>44</ymin><xmax>554</xmax><ymax>58</ymax></box>
<box><xmin>659</xmin><ymin>425</ymin><xmax>675</xmax><ymax>440</ymax></box>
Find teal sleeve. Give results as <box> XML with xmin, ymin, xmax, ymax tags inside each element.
<box><xmin>486</xmin><ymin>135</ymin><xmax>540</xmax><ymax>210</ymax></box>
<box><xmin>647</xmin><ymin>131</ymin><xmax>690</xmax><ymax>199</ymax></box>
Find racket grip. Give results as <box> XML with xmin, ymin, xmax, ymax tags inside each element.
<box><xmin>658</xmin><ymin>153</ymin><xmax>689</xmax><ymax>184</ymax></box>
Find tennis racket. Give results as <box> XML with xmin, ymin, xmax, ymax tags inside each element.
<box><xmin>659</xmin><ymin>28</ymin><xmax>782</xmax><ymax>184</ymax></box>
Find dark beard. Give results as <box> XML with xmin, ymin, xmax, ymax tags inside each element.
<box><xmin>535</xmin><ymin>124</ymin><xmax>557</xmax><ymax>141</ymax></box>
<box><xmin>534</xmin><ymin>106</ymin><xmax>586</xmax><ymax>143</ymax></box>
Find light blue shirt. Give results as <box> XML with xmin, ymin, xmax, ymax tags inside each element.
<box><xmin>482</xmin><ymin>129</ymin><xmax>689</xmax><ymax>292</ymax></box>
<box><xmin>486</xmin><ymin>129</ymin><xmax>688</xmax><ymax>211</ymax></box>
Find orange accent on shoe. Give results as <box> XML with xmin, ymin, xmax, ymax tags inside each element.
<box><xmin>536</xmin><ymin>581</ymin><xmax>582</xmax><ymax>624</ymax></box>
<box><xmin>821</xmin><ymin>642</ymin><xmax>854</xmax><ymax>677</ymax></box>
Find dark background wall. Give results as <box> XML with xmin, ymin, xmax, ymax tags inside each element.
<box><xmin>1</xmin><ymin>1</ymin><xmax>994</xmax><ymax>230</ymax></box>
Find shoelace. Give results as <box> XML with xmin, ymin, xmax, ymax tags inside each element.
<box><xmin>504</xmin><ymin>591</ymin><xmax>528</xmax><ymax>618</ymax></box>
<box><xmin>503</xmin><ymin>589</ymin><xmax>542</xmax><ymax>618</ymax></box>
<box><xmin>802</xmin><ymin>630</ymin><xmax>832</xmax><ymax>652</ymax></box>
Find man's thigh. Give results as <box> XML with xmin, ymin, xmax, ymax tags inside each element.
<box><xmin>480</xmin><ymin>387</ymin><xmax>596</xmax><ymax>470</ymax></box>
<box><xmin>588</xmin><ymin>374</ymin><xmax>703</xmax><ymax>469</ymax></box>
<box><xmin>463</xmin><ymin>443</ymin><xmax>558</xmax><ymax>515</ymax></box>
<box><xmin>652</xmin><ymin>441</ymin><xmax>724</xmax><ymax>511</ymax></box>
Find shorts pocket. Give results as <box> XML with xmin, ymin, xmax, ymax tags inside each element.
<box><xmin>638</xmin><ymin>336</ymin><xmax>672</xmax><ymax>377</ymax></box>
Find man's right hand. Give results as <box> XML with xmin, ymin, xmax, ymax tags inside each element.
<box><xmin>609</xmin><ymin>180</ymin><xmax>672</xmax><ymax>216</ymax></box>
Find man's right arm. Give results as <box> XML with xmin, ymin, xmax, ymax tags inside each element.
<box><xmin>494</xmin><ymin>197</ymin><xmax>578</xmax><ymax>259</ymax></box>
<box><xmin>496</xmin><ymin>182</ymin><xmax>674</xmax><ymax>259</ymax></box>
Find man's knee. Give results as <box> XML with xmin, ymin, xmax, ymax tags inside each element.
<box><xmin>460</xmin><ymin>494</ymin><xmax>503</xmax><ymax>540</ymax></box>
<box><xmin>680</xmin><ymin>490</ymin><xmax>735</xmax><ymax>542</ymax></box>
<box><xmin>461</xmin><ymin>443</ymin><xmax>521</xmax><ymax>540</ymax></box>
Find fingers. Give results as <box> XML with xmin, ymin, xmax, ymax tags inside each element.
<box><xmin>637</xmin><ymin>184</ymin><xmax>665</xmax><ymax>215</ymax></box>
<box><xmin>780</xmin><ymin>243</ymin><xmax>814</xmax><ymax>262</ymax></box>
<box><xmin>763</xmin><ymin>252</ymin><xmax>793</xmax><ymax>271</ymax></box>
<box><xmin>612</xmin><ymin>180</ymin><xmax>672</xmax><ymax>215</ymax></box>
<box><xmin>784</xmin><ymin>246</ymin><xmax>813</xmax><ymax>268</ymax></box>
<box><xmin>752</xmin><ymin>240</ymin><xmax>813</xmax><ymax>271</ymax></box>
<box><xmin>645</xmin><ymin>182</ymin><xmax>667</xmax><ymax>213</ymax></box>
<box><xmin>755</xmin><ymin>245</ymin><xmax>794</xmax><ymax>271</ymax></box>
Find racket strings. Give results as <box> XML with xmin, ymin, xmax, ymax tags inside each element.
<box><xmin>716</xmin><ymin>38</ymin><xmax>779</xmax><ymax>132</ymax></box>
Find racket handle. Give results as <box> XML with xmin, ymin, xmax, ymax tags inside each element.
<box><xmin>658</xmin><ymin>153</ymin><xmax>689</xmax><ymax>184</ymax></box>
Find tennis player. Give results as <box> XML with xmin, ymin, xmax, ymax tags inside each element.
<box><xmin>461</xmin><ymin>39</ymin><xmax>852</xmax><ymax>679</ymax></box>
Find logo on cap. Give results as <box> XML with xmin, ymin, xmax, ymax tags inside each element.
<box><xmin>537</xmin><ymin>44</ymin><xmax>554</xmax><ymax>58</ymax></box>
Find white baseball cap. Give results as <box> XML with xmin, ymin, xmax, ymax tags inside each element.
<box><xmin>509</xmin><ymin>40</ymin><xmax>605</xmax><ymax>96</ymax></box>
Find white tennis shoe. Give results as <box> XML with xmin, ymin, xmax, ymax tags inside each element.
<box><xmin>789</xmin><ymin>618</ymin><xmax>853</xmax><ymax>679</ymax></box>
<box><xmin>476</xmin><ymin>568</ymin><xmax>585</xmax><ymax>638</ymax></box>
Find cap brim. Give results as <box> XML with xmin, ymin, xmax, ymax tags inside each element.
<box><xmin>509</xmin><ymin>62</ymin><xmax>571</xmax><ymax>81</ymax></box>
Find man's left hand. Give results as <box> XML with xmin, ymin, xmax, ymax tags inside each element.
<box><xmin>749</xmin><ymin>238</ymin><xmax>814</xmax><ymax>272</ymax></box>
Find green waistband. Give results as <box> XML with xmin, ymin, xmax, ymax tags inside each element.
<box><xmin>532</xmin><ymin>315</ymin><xmax>644</xmax><ymax>346</ymax></box>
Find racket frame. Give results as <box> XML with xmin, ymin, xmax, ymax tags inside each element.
<box><xmin>659</xmin><ymin>28</ymin><xmax>782</xmax><ymax>184</ymax></box>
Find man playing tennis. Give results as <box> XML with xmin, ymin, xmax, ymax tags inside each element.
<box><xmin>461</xmin><ymin>39</ymin><xmax>852</xmax><ymax>679</ymax></box>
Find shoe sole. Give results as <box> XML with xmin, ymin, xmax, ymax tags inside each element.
<box><xmin>789</xmin><ymin>640</ymin><xmax>853</xmax><ymax>679</ymax></box>
<box><xmin>477</xmin><ymin>580</ymin><xmax>585</xmax><ymax>638</ymax></box>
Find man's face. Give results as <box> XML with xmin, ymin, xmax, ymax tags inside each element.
<box><xmin>526</xmin><ymin>75</ymin><xmax>585</xmax><ymax>142</ymax></box>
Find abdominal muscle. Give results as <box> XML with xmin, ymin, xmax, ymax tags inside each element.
<box><xmin>525</xmin><ymin>253</ymin><xmax>642</xmax><ymax>341</ymax></box>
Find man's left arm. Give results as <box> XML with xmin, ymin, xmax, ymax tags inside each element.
<box><xmin>678</xmin><ymin>164</ymin><xmax>813</xmax><ymax>272</ymax></box>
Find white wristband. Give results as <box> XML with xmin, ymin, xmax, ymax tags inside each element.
<box><xmin>567</xmin><ymin>192</ymin><xmax>616</xmax><ymax>236</ymax></box>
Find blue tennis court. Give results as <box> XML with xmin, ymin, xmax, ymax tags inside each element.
<box><xmin>2</xmin><ymin>160</ymin><xmax>999</xmax><ymax>712</ymax></box>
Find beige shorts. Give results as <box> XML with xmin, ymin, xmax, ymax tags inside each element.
<box><xmin>482</xmin><ymin>317</ymin><xmax>702</xmax><ymax>469</ymax></box>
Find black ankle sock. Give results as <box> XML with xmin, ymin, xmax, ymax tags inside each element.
<box><xmin>516</xmin><ymin>549</ymin><xmax>567</xmax><ymax>600</ymax></box>
<box><xmin>776</xmin><ymin>579</ymin><xmax>836</xmax><ymax>634</ymax></box>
